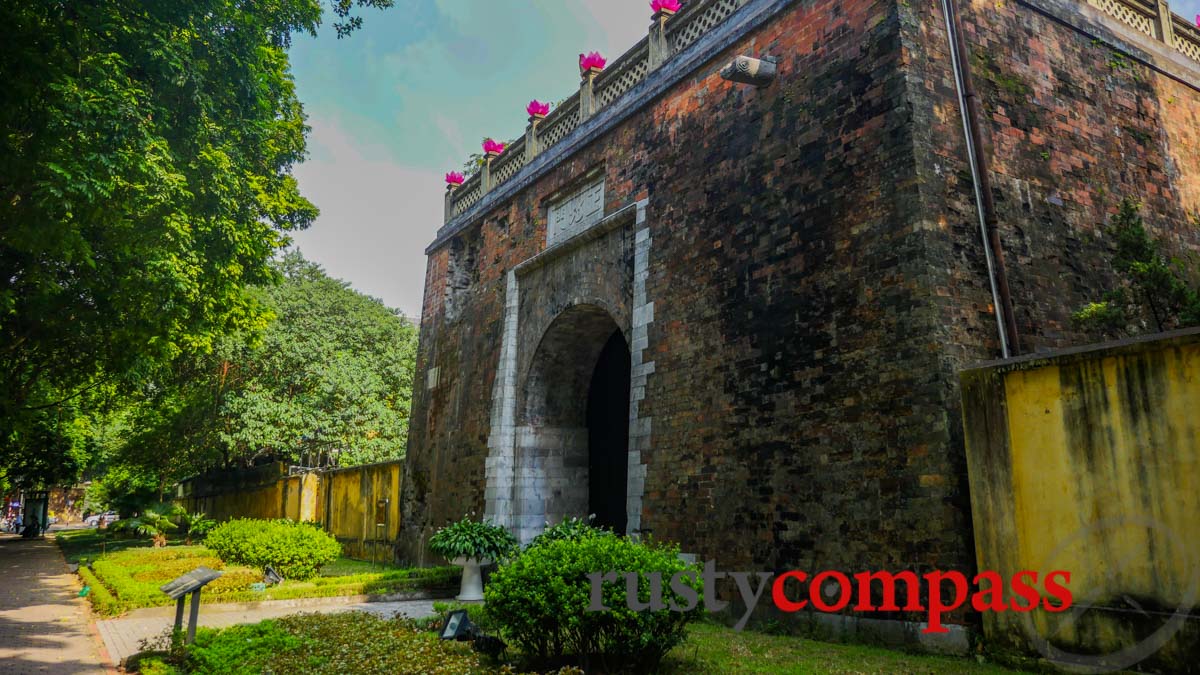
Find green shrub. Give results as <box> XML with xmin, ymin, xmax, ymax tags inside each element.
<box><xmin>528</xmin><ymin>516</ymin><xmax>610</xmax><ymax>548</ymax></box>
<box><xmin>485</xmin><ymin>533</ymin><xmax>701</xmax><ymax>671</ymax></box>
<box><xmin>179</xmin><ymin>511</ymin><xmax>216</xmax><ymax>545</ymax></box>
<box><xmin>108</xmin><ymin>507</ymin><xmax>179</xmax><ymax>547</ymax></box>
<box><xmin>205</xmin><ymin>519</ymin><xmax>341</xmax><ymax>580</ymax></box>
<box><xmin>123</xmin><ymin>651</ymin><xmax>179</xmax><ymax>675</ymax></box>
<box><xmin>186</xmin><ymin>620</ymin><xmax>308</xmax><ymax>674</ymax></box>
<box><xmin>79</xmin><ymin>565</ymin><xmax>121</xmax><ymax>615</ymax></box>
<box><xmin>428</xmin><ymin>516</ymin><xmax>518</xmax><ymax>562</ymax></box>
<box><xmin>431</xmin><ymin>600</ymin><xmax>497</xmax><ymax>633</ymax></box>
<box><xmin>188</xmin><ymin>613</ymin><xmax>490</xmax><ymax>674</ymax></box>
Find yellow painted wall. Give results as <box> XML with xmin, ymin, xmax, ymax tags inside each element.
<box><xmin>184</xmin><ymin>481</ymin><xmax>283</xmax><ymax>522</ymax></box>
<box><xmin>961</xmin><ymin>329</ymin><xmax>1200</xmax><ymax>671</ymax></box>
<box><xmin>177</xmin><ymin>461</ymin><xmax>403</xmax><ymax>562</ymax></box>
<box><xmin>320</xmin><ymin>462</ymin><xmax>402</xmax><ymax>560</ymax></box>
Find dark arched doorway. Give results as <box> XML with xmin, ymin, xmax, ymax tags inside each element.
<box><xmin>586</xmin><ymin>330</ymin><xmax>630</xmax><ymax>532</ymax></box>
<box><xmin>517</xmin><ymin>304</ymin><xmax>632</xmax><ymax>537</ymax></box>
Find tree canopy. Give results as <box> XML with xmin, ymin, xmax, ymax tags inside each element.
<box><xmin>0</xmin><ymin>0</ymin><xmax>392</xmax><ymax>489</ymax></box>
<box><xmin>219</xmin><ymin>252</ymin><xmax>418</xmax><ymax>468</ymax></box>
<box><xmin>88</xmin><ymin>253</ymin><xmax>418</xmax><ymax>508</ymax></box>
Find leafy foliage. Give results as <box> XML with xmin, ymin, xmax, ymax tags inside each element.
<box><xmin>485</xmin><ymin>533</ymin><xmax>701</xmax><ymax>671</ymax></box>
<box><xmin>428</xmin><ymin>516</ymin><xmax>518</xmax><ymax>562</ymax></box>
<box><xmin>109</xmin><ymin>506</ymin><xmax>180</xmax><ymax>547</ymax></box>
<box><xmin>1074</xmin><ymin>198</ymin><xmax>1200</xmax><ymax>337</ymax></box>
<box><xmin>0</xmin><ymin>0</ymin><xmax>393</xmax><ymax>488</ymax></box>
<box><xmin>527</xmin><ymin>516</ymin><xmax>609</xmax><ymax>549</ymax></box>
<box><xmin>179</xmin><ymin>512</ymin><xmax>217</xmax><ymax>545</ymax></box>
<box><xmin>205</xmin><ymin>518</ymin><xmax>341</xmax><ymax>580</ymax></box>
<box><xmin>183</xmin><ymin>613</ymin><xmax>492</xmax><ymax>674</ymax></box>
<box><xmin>214</xmin><ymin>253</ymin><xmax>418</xmax><ymax>467</ymax></box>
<box><xmin>84</xmin><ymin>252</ymin><xmax>416</xmax><ymax>504</ymax></box>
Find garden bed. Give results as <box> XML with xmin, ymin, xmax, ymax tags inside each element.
<box><xmin>127</xmin><ymin>612</ymin><xmax>1029</xmax><ymax>674</ymax></box>
<box><xmin>59</xmin><ymin>532</ymin><xmax>457</xmax><ymax>617</ymax></box>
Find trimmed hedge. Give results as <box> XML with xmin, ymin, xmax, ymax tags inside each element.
<box><xmin>205</xmin><ymin>519</ymin><xmax>341</xmax><ymax>580</ymax></box>
<box><xmin>85</xmin><ymin>547</ymin><xmax>256</xmax><ymax>615</ymax></box>
<box><xmin>78</xmin><ymin>565</ymin><xmax>120</xmax><ymax>615</ymax></box>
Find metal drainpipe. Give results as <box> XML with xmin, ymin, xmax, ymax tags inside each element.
<box><xmin>940</xmin><ymin>0</ymin><xmax>1021</xmax><ymax>358</ymax></box>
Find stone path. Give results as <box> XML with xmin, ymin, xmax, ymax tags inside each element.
<box><xmin>0</xmin><ymin>534</ymin><xmax>109</xmax><ymax>674</ymax></box>
<box><xmin>96</xmin><ymin>597</ymin><xmax>440</xmax><ymax>666</ymax></box>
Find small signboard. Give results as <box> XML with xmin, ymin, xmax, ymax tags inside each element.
<box><xmin>160</xmin><ymin>566</ymin><xmax>223</xmax><ymax>599</ymax></box>
<box><xmin>375</xmin><ymin>498</ymin><xmax>388</xmax><ymax>527</ymax></box>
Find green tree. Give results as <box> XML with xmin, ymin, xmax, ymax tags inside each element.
<box><xmin>0</xmin><ymin>0</ymin><xmax>392</xmax><ymax>487</ymax></box>
<box><xmin>106</xmin><ymin>253</ymin><xmax>416</xmax><ymax>490</ymax></box>
<box><xmin>1074</xmin><ymin>199</ymin><xmax>1200</xmax><ymax>337</ymax></box>
<box><xmin>218</xmin><ymin>252</ymin><xmax>418</xmax><ymax>467</ymax></box>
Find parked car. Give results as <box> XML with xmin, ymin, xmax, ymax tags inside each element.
<box><xmin>84</xmin><ymin>512</ymin><xmax>118</xmax><ymax>527</ymax></box>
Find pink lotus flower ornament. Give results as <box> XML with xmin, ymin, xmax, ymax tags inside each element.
<box><xmin>526</xmin><ymin>100</ymin><xmax>551</xmax><ymax>118</ymax></box>
<box><xmin>482</xmin><ymin>139</ymin><xmax>506</xmax><ymax>155</ymax></box>
<box><xmin>1195</xmin><ymin>13</ymin><xmax>1199</xmax><ymax>27</ymax></box>
<box><xmin>651</xmin><ymin>0</ymin><xmax>682</xmax><ymax>13</ymax></box>
<box><xmin>445</xmin><ymin>171</ymin><xmax>465</xmax><ymax>186</ymax></box>
<box><xmin>579</xmin><ymin>51</ymin><xmax>607</xmax><ymax>73</ymax></box>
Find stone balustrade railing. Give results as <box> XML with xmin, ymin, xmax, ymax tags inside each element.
<box><xmin>1173</xmin><ymin>12</ymin><xmax>1200</xmax><ymax>62</ymax></box>
<box><xmin>442</xmin><ymin>0</ymin><xmax>1200</xmax><ymax>224</ymax></box>
<box><xmin>1085</xmin><ymin>0</ymin><xmax>1200</xmax><ymax>60</ymax></box>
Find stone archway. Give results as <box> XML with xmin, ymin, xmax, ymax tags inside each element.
<box><xmin>516</xmin><ymin>304</ymin><xmax>631</xmax><ymax>536</ymax></box>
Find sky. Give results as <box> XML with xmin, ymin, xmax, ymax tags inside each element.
<box><xmin>286</xmin><ymin>0</ymin><xmax>1200</xmax><ymax>320</ymax></box>
<box><xmin>287</xmin><ymin>0</ymin><xmax>651</xmax><ymax>319</ymax></box>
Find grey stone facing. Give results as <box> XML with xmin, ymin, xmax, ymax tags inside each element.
<box><xmin>626</xmin><ymin>198</ymin><xmax>653</xmax><ymax>536</ymax></box>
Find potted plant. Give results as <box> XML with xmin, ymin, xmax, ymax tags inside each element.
<box><xmin>428</xmin><ymin>515</ymin><xmax>518</xmax><ymax>601</ymax></box>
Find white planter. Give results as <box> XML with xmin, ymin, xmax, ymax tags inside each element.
<box><xmin>451</xmin><ymin>556</ymin><xmax>491</xmax><ymax>602</ymax></box>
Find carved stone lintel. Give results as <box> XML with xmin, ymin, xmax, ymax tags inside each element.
<box><xmin>719</xmin><ymin>55</ymin><xmax>777</xmax><ymax>87</ymax></box>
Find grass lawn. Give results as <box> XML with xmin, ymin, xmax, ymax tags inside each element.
<box><xmin>660</xmin><ymin>621</ymin><xmax>1023</xmax><ymax>674</ymax></box>
<box><xmin>57</xmin><ymin>529</ymin><xmax>457</xmax><ymax>617</ymax></box>
<box><xmin>56</xmin><ymin>527</ymin><xmax>177</xmax><ymax>564</ymax></box>
<box><xmin>128</xmin><ymin>612</ymin><xmax>1029</xmax><ymax>675</ymax></box>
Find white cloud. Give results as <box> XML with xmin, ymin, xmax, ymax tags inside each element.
<box><xmin>571</xmin><ymin>0</ymin><xmax>653</xmax><ymax>53</ymax></box>
<box><xmin>292</xmin><ymin>116</ymin><xmax>442</xmax><ymax>319</ymax></box>
<box><xmin>288</xmin><ymin>2</ymin><xmax>672</xmax><ymax>320</ymax></box>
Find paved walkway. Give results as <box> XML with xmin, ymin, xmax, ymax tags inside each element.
<box><xmin>0</xmin><ymin>534</ymin><xmax>108</xmax><ymax>674</ymax></box>
<box><xmin>96</xmin><ymin>597</ymin><xmax>439</xmax><ymax>666</ymax></box>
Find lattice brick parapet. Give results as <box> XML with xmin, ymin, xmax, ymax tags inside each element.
<box><xmin>444</xmin><ymin>0</ymin><xmax>1200</xmax><ymax>224</ymax></box>
<box><xmin>445</xmin><ymin>0</ymin><xmax>755</xmax><ymax>223</ymax></box>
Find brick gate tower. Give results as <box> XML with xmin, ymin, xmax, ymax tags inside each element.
<box><xmin>400</xmin><ymin>0</ymin><xmax>1200</xmax><ymax>640</ymax></box>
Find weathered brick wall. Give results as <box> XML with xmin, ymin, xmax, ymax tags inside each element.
<box><xmin>902</xmin><ymin>0</ymin><xmax>1200</xmax><ymax>368</ymax></box>
<box><xmin>403</xmin><ymin>0</ymin><xmax>969</xmax><ymax>589</ymax></box>
<box><xmin>401</xmin><ymin>0</ymin><xmax>1200</xmax><ymax>634</ymax></box>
